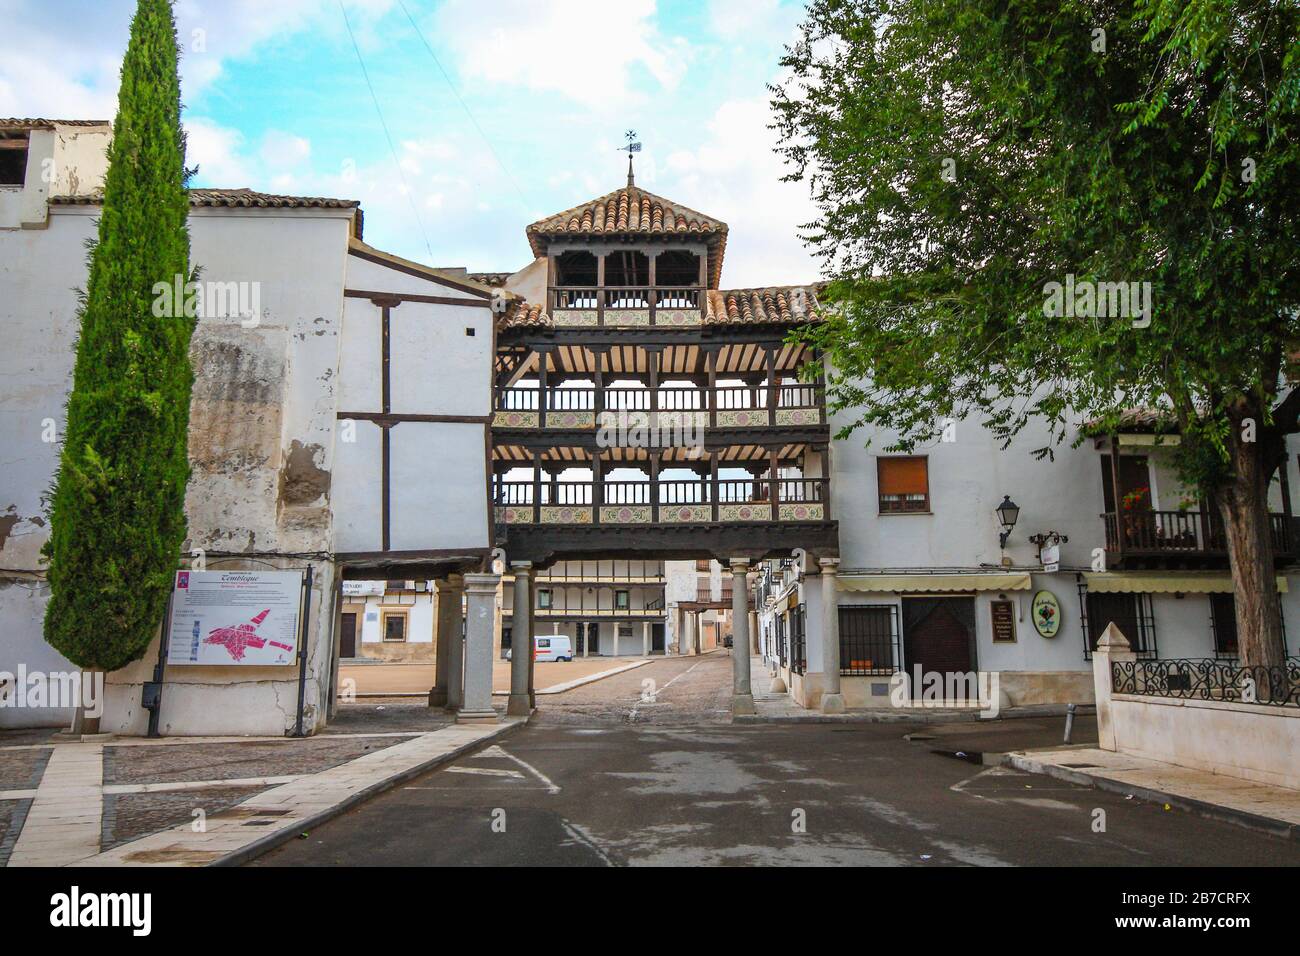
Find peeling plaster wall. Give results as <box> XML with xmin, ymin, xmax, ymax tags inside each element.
<box><xmin>1</xmin><ymin>195</ymin><xmax>355</xmax><ymax>734</ymax></box>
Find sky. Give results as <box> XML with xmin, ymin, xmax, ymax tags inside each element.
<box><xmin>0</xmin><ymin>0</ymin><xmax>821</xmax><ymax>287</ymax></box>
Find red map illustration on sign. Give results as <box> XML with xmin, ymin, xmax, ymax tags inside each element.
<box><xmin>203</xmin><ymin>609</ymin><xmax>295</xmax><ymax>662</ymax></box>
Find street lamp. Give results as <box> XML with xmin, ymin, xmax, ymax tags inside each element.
<box><xmin>996</xmin><ymin>495</ymin><xmax>1020</xmax><ymax>549</ymax></box>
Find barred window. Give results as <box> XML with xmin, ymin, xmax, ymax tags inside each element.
<box><xmin>839</xmin><ymin>605</ymin><xmax>899</xmax><ymax>675</ymax></box>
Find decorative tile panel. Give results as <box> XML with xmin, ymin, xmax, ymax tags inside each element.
<box><xmin>715</xmin><ymin>408</ymin><xmax>770</xmax><ymax>428</ymax></box>
<box><xmin>656</xmin><ymin>411</ymin><xmax>708</xmax><ymax>431</ymax></box>
<box><xmin>493</xmin><ymin>410</ymin><xmax>539</xmax><ymax>428</ymax></box>
<box><xmin>553</xmin><ymin>309</ymin><xmax>599</xmax><ymax>327</ymax></box>
<box><xmin>719</xmin><ymin>502</ymin><xmax>770</xmax><ymax>522</ymax></box>
<box><xmin>655</xmin><ymin>309</ymin><xmax>702</xmax><ymax>327</ymax></box>
<box><xmin>659</xmin><ymin>504</ymin><xmax>712</xmax><ymax>523</ymax></box>
<box><xmin>598</xmin><ymin>505</ymin><xmax>652</xmax><ymax>524</ymax></box>
<box><xmin>540</xmin><ymin>505</ymin><xmax>593</xmax><ymax>525</ymax></box>
<box><xmin>775</xmin><ymin>407</ymin><xmax>823</xmax><ymax>426</ymax></box>
<box><xmin>497</xmin><ymin>507</ymin><xmax>535</xmax><ymax>524</ymax></box>
<box><xmin>604</xmin><ymin>309</ymin><xmax>651</xmax><ymax>327</ymax></box>
<box><xmin>545</xmin><ymin>410</ymin><xmax>596</xmax><ymax>429</ymax></box>
<box><xmin>778</xmin><ymin>503</ymin><xmax>825</xmax><ymax>521</ymax></box>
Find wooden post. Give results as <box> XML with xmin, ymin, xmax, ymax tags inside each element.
<box><xmin>765</xmin><ymin>345</ymin><xmax>778</xmax><ymax>427</ymax></box>
<box><xmin>593</xmin><ymin>348</ymin><xmax>605</xmax><ymax>419</ymax></box>
<box><xmin>648</xmin><ymin>346</ymin><xmax>661</xmax><ymax>423</ymax></box>
<box><xmin>710</xmin><ymin>450</ymin><xmax>720</xmax><ymax>522</ymax></box>
<box><xmin>769</xmin><ymin>448</ymin><xmax>780</xmax><ymax>521</ymax></box>
<box><xmin>593</xmin><ymin>453</ymin><xmax>604</xmax><ymax>526</ymax></box>
<box><xmin>648</xmin><ymin>251</ymin><xmax>657</xmax><ymax>326</ymax></box>
<box><xmin>650</xmin><ymin>452</ymin><xmax>661</xmax><ymax>524</ymax></box>
<box><xmin>596</xmin><ymin>253</ymin><xmax>606</xmax><ymax>327</ymax></box>
<box><xmin>538</xmin><ymin>349</ymin><xmax>549</xmax><ymax>429</ymax></box>
<box><xmin>531</xmin><ymin>451</ymin><xmax>542</xmax><ymax>525</ymax></box>
<box><xmin>1110</xmin><ymin>436</ymin><xmax>1124</xmax><ymax>556</ymax></box>
<box><xmin>706</xmin><ymin>347</ymin><xmax>718</xmax><ymax>429</ymax></box>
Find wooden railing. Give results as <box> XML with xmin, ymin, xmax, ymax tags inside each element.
<box><xmin>494</xmin><ymin>477</ymin><xmax>831</xmax><ymax>524</ymax></box>
<box><xmin>1101</xmin><ymin>509</ymin><xmax>1292</xmax><ymax>556</ymax></box>
<box><xmin>547</xmin><ymin>285</ymin><xmax>704</xmax><ymax>325</ymax></box>
<box><xmin>494</xmin><ymin>382</ymin><xmax>826</xmax><ymax>427</ymax></box>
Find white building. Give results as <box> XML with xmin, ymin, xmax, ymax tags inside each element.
<box><xmin>0</xmin><ymin>118</ymin><xmax>495</xmax><ymax>734</ymax></box>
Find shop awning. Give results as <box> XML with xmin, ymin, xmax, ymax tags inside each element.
<box><xmin>837</xmin><ymin>572</ymin><xmax>1032</xmax><ymax>593</ymax></box>
<box><xmin>1083</xmin><ymin>572</ymin><xmax>1289</xmax><ymax>594</ymax></box>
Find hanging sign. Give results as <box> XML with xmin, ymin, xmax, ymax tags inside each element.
<box><xmin>1031</xmin><ymin>589</ymin><xmax>1062</xmax><ymax>638</ymax></box>
<box><xmin>990</xmin><ymin>599</ymin><xmax>1017</xmax><ymax>643</ymax></box>
<box><xmin>167</xmin><ymin>570</ymin><xmax>304</xmax><ymax>666</ymax></box>
<box><xmin>1040</xmin><ymin>542</ymin><xmax>1060</xmax><ymax>573</ymax></box>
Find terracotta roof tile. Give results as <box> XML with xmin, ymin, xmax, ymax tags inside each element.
<box><xmin>0</xmin><ymin>118</ymin><xmax>111</xmax><ymax>130</ymax></box>
<box><xmin>50</xmin><ymin>187</ymin><xmax>360</xmax><ymax>209</ymax></box>
<box><xmin>467</xmin><ymin>272</ymin><xmax>513</xmax><ymax>288</ymax></box>
<box><xmin>705</xmin><ymin>286</ymin><xmax>821</xmax><ymax>326</ymax></box>
<box><xmin>499</xmin><ymin>300</ymin><xmax>550</xmax><ymax>329</ymax></box>
<box><xmin>527</xmin><ymin>184</ymin><xmax>729</xmax><ymax>286</ymax></box>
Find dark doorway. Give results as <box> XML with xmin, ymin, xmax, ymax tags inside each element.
<box><xmin>652</xmin><ymin>622</ymin><xmax>665</xmax><ymax>652</ymax></box>
<box><xmin>902</xmin><ymin>597</ymin><xmax>977</xmax><ymax>697</ymax></box>
<box><xmin>340</xmin><ymin>612</ymin><xmax>357</xmax><ymax>658</ymax></box>
<box><xmin>1100</xmin><ymin>454</ymin><xmax>1152</xmax><ymax>512</ymax></box>
<box><xmin>587</xmin><ymin>622</ymin><xmax>600</xmax><ymax>655</ymax></box>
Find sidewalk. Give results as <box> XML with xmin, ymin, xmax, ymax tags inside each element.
<box><xmin>340</xmin><ymin>657</ymin><xmax>654</xmax><ymax>697</ymax></box>
<box><xmin>1006</xmin><ymin>747</ymin><xmax>1300</xmax><ymax>838</ymax></box>
<box><xmin>2</xmin><ymin>716</ymin><xmax>522</xmax><ymax>867</ymax></box>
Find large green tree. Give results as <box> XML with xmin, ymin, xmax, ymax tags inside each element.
<box><xmin>773</xmin><ymin>0</ymin><xmax>1300</xmax><ymax>668</ymax></box>
<box><xmin>43</xmin><ymin>0</ymin><xmax>194</xmax><ymax>695</ymax></box>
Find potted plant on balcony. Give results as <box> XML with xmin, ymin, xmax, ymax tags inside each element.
<box><xmin>1121</xmin><ymin>487</ymin><xmax>1152</xmax><ymax>547</ymax></box>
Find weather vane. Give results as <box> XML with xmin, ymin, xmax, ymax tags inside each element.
<box><xmin>621</xmin><ymin>129</ymin><xmax>642</xmax><ymax>187</ymax></box>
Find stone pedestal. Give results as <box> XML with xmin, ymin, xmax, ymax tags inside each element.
<box><xmin>819</xmin><ymin>558</ymin><xmax>845</xmax><ymax>714</ymax></box>
<box><xmin>457</xmin><ymin>572</ymin><xmax>501</xmax><ymax>724</ymax></box>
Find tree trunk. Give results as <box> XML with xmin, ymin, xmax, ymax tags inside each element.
<box><xmin>68</xmin><ymin>668</ymin><xmax>101</xmax><ymax>736</ymax></box>
<box><xmin>1217</xmin><ymin>428</ymin><xmax>1287</xmax><ymax>671</ymax></box>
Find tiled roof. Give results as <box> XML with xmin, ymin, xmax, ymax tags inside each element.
<box><xmin>499</xmin><ymin>300</ymin><xmax>550</xmax><ymax>329</ymax></box>
<box><xmin>0</xmin><ymin>118</ymin><xmax>111</xmax><ymax>130</ymax></box>
<box><xmin>1081</xmin><ymin>408</ymin><xmax>1179</xmax><ymax>435</ymax></box>
<box><xmin>526</xmin><ymin>185</ymin><xmax>729</xmax><ymax>286</ymax></box>
<box><xmin>51</xmin><ymin>187</ymin><xmax>360</xmax><ymax>209</ymax></box>
<box><xmin>468</xmin><ymin>272</ymin><xmax>514</xmax><ymax>288</ymax></box>
<box><xmin>705</xmin><ymin>287</ymin><xmax>820</xmax><ymax>326</ymax></box>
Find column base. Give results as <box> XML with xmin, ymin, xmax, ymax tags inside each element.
<box><xmin>821</xmin><ymin>693</ymin><xmax>846</xmax><ymax>715</ymax></box>
<box><xmin>456</xmin><ymin>709</ymin><xmax>500</xmax><ymax>725</ymax></box>
<box><xmin>731</xmin><ymin>693</ymin><xmax>756</xmax><ymax>716</ymax></box>
<box><xmin>427</xmin><ymin>687</ymin><xmax>448</xmax><ymax>707</ymax></box>
<box><xmin>769</xmin><ymin>675</ymin><xmax>788</xmax><ymax>693</ymax></box>
<box><xmin>505</xmin><ymin>693</ymin><xmax>533</xmax><ymax>717</ymax></box>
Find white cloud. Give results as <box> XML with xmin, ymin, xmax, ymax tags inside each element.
<box><xmin>662</xmin><ymin>95</ymin><xmax>820</xmax><ymax>288</ymax></box>
<box><xmin>433</xmin><ymin>0</ymin><xmax>689</xmax><ymax>110</ymax></box>
<box><xmin>259</xmin><ymin>130</ymin><xmax>312</xmax><ymax>170</ymax></box>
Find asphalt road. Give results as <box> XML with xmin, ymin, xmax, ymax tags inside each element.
<box><xmin>254</xmin><ymin>654</ymin><xmax>1300</xmax><ymax>867</ymax></box>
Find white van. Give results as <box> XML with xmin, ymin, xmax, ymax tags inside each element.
<box><xmin>533</xmin><ymin>635</ymin><xmax>573</xmax><ymax>662</ymax></box>
<box><xmin>506</xmin><ymin>635</ymin><xmax>574</xmax><ymax>662</ymax></box>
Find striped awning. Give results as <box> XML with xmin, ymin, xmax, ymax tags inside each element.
<box><xmin>837</xmin><ymin>572</ymin><xmax>1032</xmax><ymax>593</ymax></box>
<box><xmin>1083</xmin><ymin>572</ymin><xmax>1289</xmax><ymax>594</ymax></box>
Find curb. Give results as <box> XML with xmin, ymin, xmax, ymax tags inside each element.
<box><xmin>349</xmin><ymin>659</ymin><xmax>655</xmax><ymax>699</ymax></box>
<box><xmin>211</xmin><ymin>718</ymin><xmax>527</xmax><ymax>866</ymax></box>
<box><xmin>1003</xmin><ymin>752</ymin><xmax>1297</xmax><ymax>840</ymax></box>
<box><xmin>734</xmin><ymin>703</ymin><xmax>1094</xmax><ymax>725</ymax></box>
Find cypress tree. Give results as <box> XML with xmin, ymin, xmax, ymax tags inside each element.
<box><xmin>43</xmin><ymin>0</ymin><xmax>194</xmax><ymax>680</ymax></box>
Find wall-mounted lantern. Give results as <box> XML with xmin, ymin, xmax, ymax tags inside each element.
<box><xmin>996</xmin><ymin>495</ymin><xmax>1020</xmax><ymax>549</ymax></box>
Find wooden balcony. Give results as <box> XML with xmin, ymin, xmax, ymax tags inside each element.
<box><xmin>496</xmin><ymin>476</ymin><xmax>830</xmax><ymax>526</ymax></box>
<box><xmin>492</xmin><ymin>383</ymin><xmax>826</xmax><ymax>432</ymax></box>
<box><xmin>1101</xmin><ymin>509</ymin><xmax>1295</xmax><ymax>568</ymax></box>
<box><xmin>548</xmin><ymin>285</ymin><xmax>704</xmax><ymax>328</ymax></box>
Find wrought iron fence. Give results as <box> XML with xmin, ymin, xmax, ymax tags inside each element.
<box><xmin>1111</xmin><ymin>658</ymin><xmax>1300</xmax><ymax>707</ymax></box>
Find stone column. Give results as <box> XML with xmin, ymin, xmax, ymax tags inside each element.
<box><xmin>820</xmin><ymin>558</ymin><xmax>845</xmax><ymax>714</ymax></box>
<box><xmin>507</xmin><ymin>562</ymin><xmax>533</xmax><ymax>716</ymax></box>
<box><xmin>457</xmin><ymin>572</ymin><xmax>501</xmax><ymax>723</ymax></box>
<box><xmin>642</xmin><ymin>621</ymin><xmax>650</xmax><ymax>657</ymax></box>
<box><xmin>1091</xmin><ymin>623</ymin><xmax>1135</xmax><ymax>752</ymax></box>
<box><xmin>613</xmin><ymin>625</ymin><xmax>620</xmax><ymax>657</ymax></box>
<box><xmin>730</xmin><ymin>559</ymin><xmax>755</xmax><ymax>715</ymax></box>
<box><xmin>749</xmin><ymin>609</ymin><xmax>760</xmax><ymax>655</ymax></box>
<box><xmin>583</xmin><ymin>623</ymin><xmax>590</xmax><ymax>657</ymax></box>
<box><xmin>429</xmin><ymin>575</ymin><xmax>464</xmax><ymax>708</ymax></box>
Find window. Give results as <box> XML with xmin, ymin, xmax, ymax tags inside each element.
<box><xmin>537</xmin><ymin>589</ymin><xmax>552</xmax><ymax>609</ymax></box>
<box><xmin>536</xmin><ymin>638</ymin><xmax>551</xmax><ymax>649</ymax></box>
<box><xmin>382</xmin><ymin>611</ymin><xmax>408</xmax><ymax>642</ymax></box>
<box><xmin>1210</xmin><ymin>594</ymin><xmax>1287</xmax><ymax>657</ymax></box>
<box><xmin>1081</xmin><ymin>590</ymin><xmax>1156</xmax><ymax>659</ymax></box>
<box><xmin>877</xmin><ymin>456</ymin><xmax>929</xmax><ymax>513</ymax></box>
<box><xmin>615</xmin><ymin>589</ymin><xmax>630</xmax><ymax>610</ymax></box>
<box><xmin>0</xmin><ymin>135</ymin><xmax>29</xmax><ymax>186</ymax></box>
<box><xmin>839</xmin><ymin>605</ymin><xmax>899</xmax><ymax>675</ymax></box>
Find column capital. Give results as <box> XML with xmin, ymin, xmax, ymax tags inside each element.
<box><xmin>510</xmin><ymin>560</ymin><xmax>534</xmax><ymax>572</ymax></box>
<box><xmin>818</xmin><ymin>557</ymin><xmax>841</xmax><ymax>571</ymax></box>
<box><xmin>462</xmin><ymin>571</ymin><xmax>502</xmax><ymax>593</ymax></box>
<box><xmin>435</xmin><ymin>574</ymin><xmax>465</xmax><ymax>593</ymax></box>
<box><xmin>728</xmin><ymin>558</ymin><xmax>751</xmax><ymax>572</ymax></box>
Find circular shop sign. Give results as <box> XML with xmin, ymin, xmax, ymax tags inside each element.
<box><xmin>1031</xmin><ymin>590</ymin><xmax>1062</xmax><ymax>638</ymax></box>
